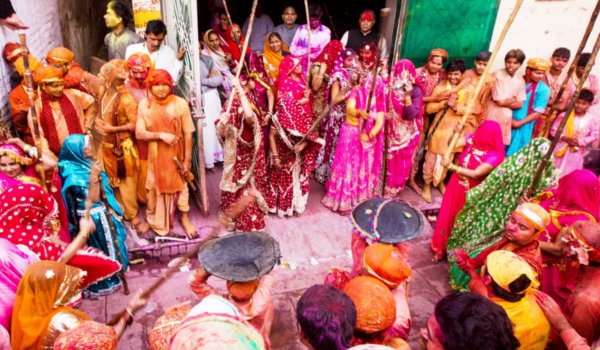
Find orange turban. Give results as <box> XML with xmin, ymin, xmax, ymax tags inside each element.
<box><xmin>363</xmin><ymin>243</ymin><xmax>412</xmax><ymax>288</ymax></box>
<box><xmin>33</xmin><ymin>65</ymin><xmax>64</xmax><ymax>84</ymax></box>
<box><xmin>227</xmin><ymin>279</ymin><xmax>260</xmax><ymax>301</ymax></box>
<box><xmin>127</xmin><ymin>52</ymin><xmax>152</xmax><ymax>72</ymax></box>
<box><xmin>53</xmin><ymin>321</ymin><xmax>117</xmax><ymax>350</ymax></box>
<box><xmin>344</xmin><ymin>276</ymin><xmax>396</xmax><ymax>334</ymax></box>
<box><xmin>46</xmin><ymin>47</ymin><xmax>75</xmax><ymax>65</ymax></box>
<box><xmin>527</xmin><ymin>57</ymin><xmax>551</xmax><ymax>72</ymax></box>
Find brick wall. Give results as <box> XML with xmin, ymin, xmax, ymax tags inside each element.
<box><xmin>0</xmin><ymin>0</ymin><xmax>63</xmax><ymax>129</ymax></box>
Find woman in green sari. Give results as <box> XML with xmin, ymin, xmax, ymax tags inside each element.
<box><xmin>446</xmin><ymin>138</ymin><xmax>557</xmax><ymax>291</ymax></box>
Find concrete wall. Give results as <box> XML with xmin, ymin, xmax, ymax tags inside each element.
<box><xmin>0</xmin><ymin>0</ymin><xmax>63</xmax><ymax>128</ymax></box>
<box><xmin>489</xmin><ymin>0</ymin><xmax>600</xmax><ymax>76</ymax></box>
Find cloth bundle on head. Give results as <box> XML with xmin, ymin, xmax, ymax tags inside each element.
<box><xmin>486</xmin><ymin>250</ymin><xmax>538</xmax><ymax>294</ymax></box>
<box><xmin>34</xmin><ymin>65</ymin><xmax>63</xmax><ymax>84</ymax></box>
<box><xmin>343</xmin><ymin>276</ymin><xmax>396</xmax><ymax>334</ymax></box>
<box><xmin>148</xmin><ymin>303</ymin><xmax>192</xmax><ymax>350</ymax></box>
<box><xmin>46</xmin><ymin>47</ymin><xmax>75</xmax><ymax>65</ymax></box>
<box><xmin>428</xmin><ymin>48</ymin><xmax>448</xmax><ymax>61</ymax></box>
<box><xmin>3</xmin><ymin>42</ymin><xmax>40</xmax><ymax>77</ymax></box>
<box><xmin>527</xmin><ymin>58</ymin><xmax>551</xmax><ymax>71</ymax></box>
<box><xmin>169</xmin><ymin>313</ymin><xmax>266</xmax><ymax>350</ymax></box>
<box><xmin>0</xmin><ymin>143</ymin><xmax>34</xmax><ymax>165</ymax></box>
<box><xmin>53</xmin><ymin>320</ymin><xmax>117</xmax><ymax>350</ymax></box>
<box><xmin>363</xmin><ymin>243</ymin><xmax>412</xmax><ymax>288</ymax></box>
<box><xmin>514</xmin><ymin>202</ymin><xmax>551</xmax><ymax>234</ymax></box>
<box><xmin>99</xmin><ymin>59</ymin><xmax>129</xmax><ymax>86</ymax></box>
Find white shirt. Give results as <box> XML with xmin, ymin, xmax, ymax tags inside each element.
<box><xmin>125</xmin><ymin>42</ymin><xmax>183</xmax><ymax>83</ymax></box>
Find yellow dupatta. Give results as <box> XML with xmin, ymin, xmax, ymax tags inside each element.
<box><xmin>261</xmin><ymin>33</ymin><xmax>289</xmax><ymax>82</ymax></box>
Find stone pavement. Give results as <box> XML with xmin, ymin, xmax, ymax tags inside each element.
<box><xmin>81</xmin><ymin>167</ymin><xmax>450</xmax><ymax>349</ymax></box>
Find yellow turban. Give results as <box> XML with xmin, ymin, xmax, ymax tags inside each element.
<box><xmin>486</xmin><ymin>250</ymin><xmax>538</xmax><ymax>294</ymax></box>
<box><xmin>46</xmin><ymin>47</ymin><xmax>75</xmax><ymax>65</ymax></box>
<box><xmin>514</xmin><ymin>203</ymin><xmax>551</xmax><ymax>232</ymax></box>
<box><xmin>13</xmin><ymin>55</ymin><xmax>40</xmax><ymax>77</ymax></box>
<box><xmin>527</xmin><ymin>57</ymin><xmax>551</xmax><ymax>72</ymax></box>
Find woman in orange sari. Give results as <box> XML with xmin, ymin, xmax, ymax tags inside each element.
<box><xmin>261</xmin><ymin>32</ymin><xmax>289</xmax><ymax>82</ymax></box>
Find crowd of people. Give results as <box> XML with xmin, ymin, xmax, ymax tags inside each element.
<box><xmin>0</xmin><ymin>0</ymin><xmax>599</xmax><ymax>348</ymax></box>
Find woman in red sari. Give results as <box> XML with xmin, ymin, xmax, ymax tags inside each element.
<box><xmin>430</xmin><ymin>120</ymin><xmax>505</xmax><ymax>261</ymax></box>
<box><xmin>217</xmin><ymin>77</ymin><xmax>269</xmax><ymax>231</ymax></box>
<box><xmin>537</xmin><ymin>169</ymin><xmax>600</xmax><ymax>309</ymax></box>
<box><xmin>222</xmin><ymin>23</ymin><xmax>246</xmax><ymax>70</ymax></box>
<box><xmin>0</xmin><ymin>139</ymin><xmax>71</xmax><ymax>243</ymax></box>
<box><xmin>268</xmin><ymin>56</ymin><xmax>322</xmax><ymax>217</ymax></box>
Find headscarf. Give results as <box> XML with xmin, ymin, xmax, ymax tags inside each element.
<box><xmin>11</xmin><ymin>261</ymin><xmax>89</xmax><ymax>350</ymax></box>
<box><xmin>276</xmin><ymin>55</ymin><xmax>303</xmax><ymax>90</ymax></box>
<box><xmin>354</xmin><ymin>72</ymin><xmax>386</xmax><ymax>113</ymax></box>
<box><xmin>53</xmin><ymin>321</ymin><xmax>117</xmax><ymax>350</ymax></box>
<box><xmin>327</xmin><ymin>48</ymin><xmax>358</xmax><ymax>102</ymax></box>
<box><xmin>98</xmin><ymin>59</ymin><xmax>128</xmax><ymax>88</ymax></box>
<box><xmin>0</xmin><ymin>238</ymin><xmax>38</xmax><ymax>330</ymax></box>
<box><xmin>146</xmin><ymin>69</ymin><xmax>174</xmax><ymax>106</ymax></box>
<box><xmin>0</xmin><ymin>142</ymin><xmax>34</xmax><ymax>166</ymax></box>
<box><xmin>359</xmin><ymin>41</ymin><xmax>377</xmax><ymax>71</ymax></box>
<box><xmin>486</xmin><ymin>250</ymin><xmax>538</xmax><ymax>294</ymax></box>
<box><xmin>331</xmin><ymin>48</ymin><xmax>358</xmax><ymax>78</ymax></box>
<box><xmin>0</xmin><ymin>173</ymin><xmax>19</xmax><ymax>194</ymax></box>
<box><xmin>314</xmin><ymin>40</ymin><xmax>344</xmax><ymax>77</ymax></box>
<box><xmin>169</xmin><ymin>313</ymin><xmax>266</xmax><ymax>350</ymax></box>
<box><xmin>343</xmin><ymin>276</ymin><xmax>396</xmax><ymax>334</ymax></box>
<box><xmin>390</xmin><ymin>59</ymin><xmax>418</xmax><ymax>114</ymax></box>
<box><xmin>539</xmin><ymin>169</ymin><xmax>600</xmax><ymax>221</ymax></box>
<box><xmin>222</xmin><ymin>23</ymin><xmax>245</xmax><ymax>62</ymax></box>
<box><xmin>462</xmin><ymin>120</ymin><xmax>506</xmax><ymax>170</ymax></box>
<box><xmin>127</xmin><ymin>52</ymin><xmax>152</xmax><ymax>89</ymax></box>
<box><xmin>262</xmin><ymin>32</ymin><xmax>289</xmax><ymax>81</ymax></box>
<box><xmin>46</xmin><ymin>47</ymin><xmax>75</xmax><ymax>65</ymax></box>
<box><xmin>362</xmin><ymin>243</ymin><xmax>412</xmax><ymax>288</ymax></box>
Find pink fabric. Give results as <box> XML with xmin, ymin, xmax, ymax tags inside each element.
<box><xmin>566</xmin><ymin>266</ymin><xmax>600</xmax><ymax>344</ymax></box>
<box><xmin>415</xmin><ymin>66</ymin><xmax>446</xmax><ymax>99</ymax></box>
<box><xmin>430</xmin><ymin>120</ymin><xmax>505</xmax><ymax>259</ymax></box>
<box><xmin>486</xmin><ymin>69</ymin><xmax>526</xmax><ymax>145</ymax></box>
<box><xmin>0</xmin><ymin>238</ymin><xmax>38</xmax><ymax>330</ymax></box>
<box><xmin>560</xmin><ymin>329</ymin><xmax>591</xmax><ymax>350</ymax></box>
<box><xmin>539</xmin><ymin>169</ymin><xmax>600</xmax><ymax>221</ymax></box>
<box><xmin>552</xmin><ymin>112</ymin><xmax>598</xmax><ymax>177</ymax></box>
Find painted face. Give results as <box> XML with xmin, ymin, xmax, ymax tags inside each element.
<box><xmin>232</xmin><ymin>25</ymin><xmax>242</xmax><ymax>42</ymax></box>
<box><xmin>207</xmin><ymin>33</ymin><xmax>221</xmax><ymax>51</ymax></box>
<box><xmin>268</xmin><ymin>35</ymin><xmax>282</xmax><ymax>53</ymax></box>
<box><xmin>419</xmin><ymin>315</ymin><xmax>445</xmax><ymax>350</ymax></box>
<box><xmin>309</xmin><ymin>16</ymin><xmax>321</xmax><ymax>30</ymax></box>
<box><xmin>527</xmin><ymin>68</ymin><xmax>545</xmax><ymax>83</ymax></box>
<box><xmin>0</xmin><ymin>155</ymin><xmax>23</xmax><ymax>178</ymax></box>
<box><xmin>551</xmin><ymin>56</ymin><xmax>569</xmax><ymax>71</ymax></box>
<box><xmin>427</xmin><ymin>56</ymin><xmax>444</xmax><ymax>74</ymax></box>
<box><xmin>574</xmin><ymin>98</ymin><xmax>591</xmax><ymax>115</ymax></box>
<box><xmin>343</xmin><ymin>55</ymin><xmax>358</xmax><ymax>70</ymax></box>
<box><xmin>504</xmin><ymin>212</ymin><xmax>536</xmax><ymax>246</ymax></box>
<box><xmin>145</xmin><ymin>33</ymin><xmax>165</xmax><ymax>53</ymax></box>
<box><xmin>505</xmin><ymin>57</ymin><xmax>522</xmax><ymax>76</ymax></box>
<box><xmin>104</xmin><ymin>7</ymin><xmax>121</xmax><ymax>29</ymax></box>
<box><xmin>43</xmin><ymin>81</ymin><xmax>65</xmax><ymax>98</ymax></box>
<box><xmin>359</xmin><ymin>16</ymin><xmax>375</xmax><ymax>33</ymax></box>
<box><xmin>447</xmin><ymin>70</ymin><xmax>462</xmax><ymax>85</ymax></box>
<box><xmin>359</xmin><ymin>47</ymin><xmax>374</xmax><ymax>64</ymax></box>
<box><xmin>151</xmin><ymin>83</ymin><xmax>171</xmax><ymax>100</ymax></box>
<box><xmin>282</xmin><ymin>8</ymin><xmax>297</xmax><ymax>25</ymax></box>
<box><xmin>130</xmin><ymin>68</ymin><xmax>149</xmax><ymax>84</ymax></box>
<box><xmin>474</xmin><ymin>59</ymin><xmax>488</xmax><ymax>75</ymax></box>
<box><xmin>219</xmin><ymin>13</ymin><xmax>228</xmax><ymax>31</ymax></box>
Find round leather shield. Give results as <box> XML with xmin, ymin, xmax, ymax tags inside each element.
<box><xmin>199</xmin><ymin>232</ymin><xmax>281</xmax><ymax>282</ymax></box>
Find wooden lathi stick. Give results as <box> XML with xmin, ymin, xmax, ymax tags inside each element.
<box><xmin>224</xmin><ymin>0</ymin><xmax>258</xmax><ymax>116</ymax></box>
<box><xmin>107</xmin><ymin>193</ymin><xmax>257</xmax><ymax>326</ymax></box>
<box><xmin>526</xmin><ymin>32</ymin><xmax>600</xmax><ymax>197</ymax></box>
<box><xmin>539</xmin><ymin>0</ymin><xmax>600</xmax><ymax>137</ymax></box>
<box><xmin>443</xmin><ymin>0</ymin><xmax>524</xmax><ymax>160</ymax></box>
<box><xmin>303</xmin><ymin>0</ymin><xmax>311</xmax><ymax>81</ymax></box>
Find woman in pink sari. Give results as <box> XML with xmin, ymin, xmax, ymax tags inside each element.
<box><xmin>322</xmin><ymin>73</ymin><xmax>385</xmax><ymax>212</ymax></box>
<box><xmin>383</xmin><ymin>59</ymin><xmax>423</xmax><ymax>196</ymax></box>
<box><xmin>537</xmin><ymin>169</ymin><xmax>600</xmax><ymax>309</ymax></box>
<box><xmin>268</xmin><ymin>56</ymin><xmax>322</xmax><ymax>217</ymax></box>
<box><xmin>0</xmin><ymin>140</ymin><xmax>71</xmax><ymax>243</ymax></box>
<box><xmin>430</xmin><ymin>120</ymin><xmax>506</xmax><ymax>261</ymax></box>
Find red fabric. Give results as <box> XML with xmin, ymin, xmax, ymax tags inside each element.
<box><xmin>566</xmin><ymin>266</ymin><xmax>600</xmax><ymax>344</ymax></box>
<box><xmin>526</xmin><ymin>81</ymin><xmax>539</xmax><ymax>116</ymax></box>
<box><xmin>359</xmin><ymin>41</ymin><xmax>377</xmax><ymax>71</ymax></box>
<box><xmin>314</xmin><ymin>40</ymin><xmax>344</xmax><ymax>76</ymax></box>
<box><xmin>472</xmin><ymin>238</ymin><xmax>543</xmax><ymax>279</ymax></box>
<box><xmin>147</xmin><ymin>69</ymin><xmax>174</xmax><ymax>90</ymax></box>
<box><xmin>221</xmin><ymin>24</ymin><xmax>245</xmax><ymax>62</ymax></box>
<box><xmin>64</xmin><ymin>63</ymin><xmax>89</xmax><ymax>93</ymax></box>
<box><xmin>39</xmin><ymin>91</ymin><xmax>82</xmax><ymax>155</ymax></box>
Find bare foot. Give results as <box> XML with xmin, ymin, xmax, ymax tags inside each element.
<box><xmin>408</xmin><ymin>179</ymin><xmax>422</xmax><ymax>195</ymax></box>
<box><xmin>180</xmin><ymin>212</ymin><xmax>198</xmax><ymax>239</ymax></box>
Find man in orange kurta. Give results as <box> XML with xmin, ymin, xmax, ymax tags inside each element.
<box><xmin>28</xmin><ymin>65</ymin><xmax>95</xmax><ymax>157</ymax></box>
<box><xmin>97</xmin><ymin>59</ymin><xmax>142</xmax><ymax>229</ymax></box>
<box><xmin>135</xmin><ymin>69</ymin><xmax>197</xmax><ymax>238</ymax></box>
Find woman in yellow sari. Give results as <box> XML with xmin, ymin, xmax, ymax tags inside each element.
<box><xmin>261</xmin><ymin>32</ymin><xmax>289</xmax><ymax>83</ymax></box>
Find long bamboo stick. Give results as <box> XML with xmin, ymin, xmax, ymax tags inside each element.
<box><xmin>527</xmin><ymin>33</ymin><xmax>600</xmax><ymax>197</ymax></box>
<box><xmin>381</xmin><ymin>48</ymin><xmax>401</xmax><ymax>194</ymax></box>
<box><xmin>539</xmin><ymin>0</ymin><xmax>600</xmax><ymax>137</ymax></box>
<box><xmin>443</xmin><ymin>0</ymin><xmax>524</xmax><ymax>160</ymax></box>
<box><xmin>304</xmin><ymin>0</ymin><xmax>311</xmax><ymax>81</ymax></box>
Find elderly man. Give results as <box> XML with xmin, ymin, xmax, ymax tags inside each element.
<box><xmin>340</xmin><ymin>9</ymin><xmax>387</xmax><ymax>60</ymax></box>
<box><xmin>125</xmin><ymin>19</ymin><xmax>185</xmax><ymax>83</ymax></box>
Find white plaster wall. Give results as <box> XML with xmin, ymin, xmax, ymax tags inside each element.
<box><xmin>489</xmin><ymin>0</ymin><xmax>600</xmax><ymax>76</ymax></box>
<box><xmin>0</xmin><ymin>0</ymin><xmax>63</xmax><ymax>127</ymax></box>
